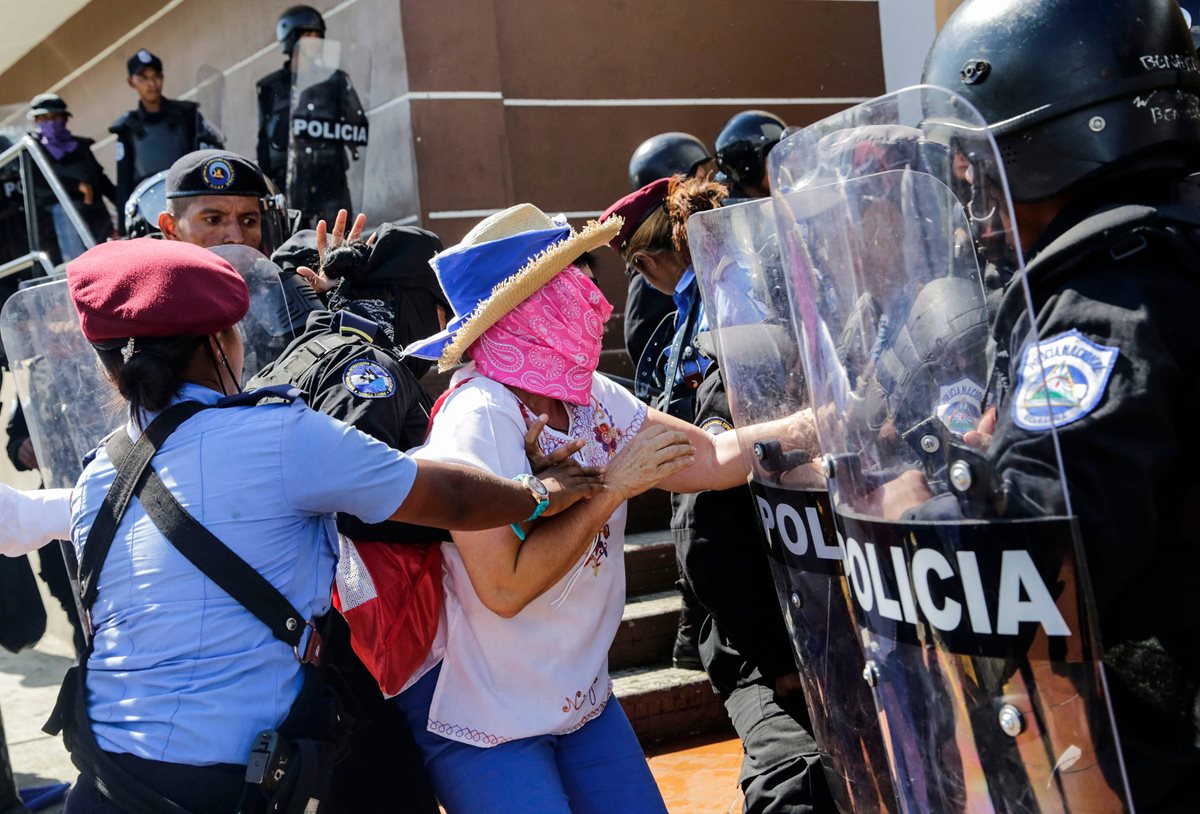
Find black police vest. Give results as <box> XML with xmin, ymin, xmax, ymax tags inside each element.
<box><xmin>131</xmin><ymin>117</ymin><xmax>189</xmax><ymax>182</ymax></box>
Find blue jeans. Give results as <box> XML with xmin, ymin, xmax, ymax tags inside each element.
<box><xmin>395</xmin><ymin>664</ymin><xmax>668</xmax><ymax>814</ymax></box>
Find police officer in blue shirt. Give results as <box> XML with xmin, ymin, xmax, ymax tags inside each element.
<box><xmin>52</xmin><ymin>239</ymin><xmax>603</xmax><ymax>813</ymax></box>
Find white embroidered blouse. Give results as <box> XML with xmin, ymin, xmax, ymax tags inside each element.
<box><xmin>410</xmin><ymin>363</ymin><xmax>648</xmax><ymax>746</ymax></box>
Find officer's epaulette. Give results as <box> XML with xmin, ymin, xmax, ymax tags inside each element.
<box><xmin>333</xmin><ymin>311</ymin><xmax>379</xmax><ymax>344</ymax></box>
<box><xmin>216</xmin><ymin>384</ymin><xmax>309</xmax><ymax>408</ymax></box>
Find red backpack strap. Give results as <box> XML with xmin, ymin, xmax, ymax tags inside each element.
<box><xmin>425</xmin><ymin>377</ymin><xmax>475</xmax><ymax>441</ymax></box>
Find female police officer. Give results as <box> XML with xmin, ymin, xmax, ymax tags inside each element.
<box><xmin>56</xmin><ymin>238</ymin><xmax>605</xmax><ymax>813</ymax></box>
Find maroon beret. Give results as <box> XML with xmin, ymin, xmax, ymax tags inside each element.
<box><xmin>68</xmin><ymin>238</ymin><xmax>250</xmax><ymax>343</ymax></box>
<box><xmin>600</xmin><ymin>177</ymin><xmax>671</xmax><ymax>254</ymax></box>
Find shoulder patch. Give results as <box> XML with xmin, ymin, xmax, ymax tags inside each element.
<box><xmin>1012</xmin><ymin>329</ymin><xmax>1118</xmax><ymax>432</ymax></box>
<box><xmin>936</xmin><ymin>376</ymin><xmax>984</xmax><ymax>435</ymax></box>
<box><xmin>114</xmin><ymin>141</ymin><xmax>125</xmax><ymax>162</ymax></box>
<box><xmin>343</xmin><ymin>358</ymin><xmax>396</xmax><ymax>400</ymax></box>
<box><xmin>699</xmin><ymin>416</ymin><xmax>733</xmax><ymax>435</ymax></box>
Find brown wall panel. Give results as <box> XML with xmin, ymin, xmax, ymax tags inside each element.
<box><xmin>399</xmin><ymin>0</ymin><xmax>502</xmax><ymax>91</ymax></box>
<box><xmin>493</xmin><ymin>0</ymin><xmax>884</xmax><ymax>99</ymax></box>
<box><xmin>409</xmin><ymin>98</ymin><xmax>510</xmax><ymax>216</ymax></box>
<box><xmin>503</xmin><ymin>102</ymin><xmax>854</xmax><ymax>215</ymax></box>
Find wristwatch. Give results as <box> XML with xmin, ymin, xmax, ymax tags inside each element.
<box><xmin>511</xmin><ymin>474</ymin><xmax>550</xmax><ymax>541</ymax></box>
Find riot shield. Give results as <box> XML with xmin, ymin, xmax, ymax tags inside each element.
<box><xmin>123</xmin><ymin>170</ymin><xmax>169</xmax><ymax>238</ymax></box>
<box><xmin>769</xmin><ymin>86</ymin><xmax>1132</xmax><ymax>812</ymax></box>
<box><xmin>287</xmin><ymin>38</ymin><xmax>371</xmax><ymax>226</ymax></box>
<box><xmin>195</xmin><ymin>65</ymin><xmax>225</xmax><ymax>142</ymax></box>
<box><xmin>690</xmin><ymin>197</ymin><xmax>897</xmax><ymax>814</ymax></box>
<box><xmin>0</xmin><ymin>279</ymin><xmax>116</xmax><ymax>490</ymax></box>
<box><xmin>207</xmin><ymin>244</ymin><xmax>299</xmax><ymax>382</ymax></box>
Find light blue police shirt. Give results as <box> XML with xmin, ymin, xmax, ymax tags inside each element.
<box><xmin>70</xmin><ymin>383</ymin><xmax>418</xmax><ymax>766</ymax></box>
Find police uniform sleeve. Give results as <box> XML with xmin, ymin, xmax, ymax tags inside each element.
<box><xmin>672</xmin><ymin>368</ymin><xmax>798</xmax><ymax>683</ymax></box>
<box><xmin>281</xmin><ymin>403</ymin><xmax>417</xmax><ymax>524</ymax></box>
<box><xmin>990</xmin><ymin>255</ymin><xmax>1196</xmax><ymax>615</ymax></box>
<box><xmin>307</xmin><ymin>346</ymin><xmax>426</xmax><ymax>453</ymax></box>
<box><xmin>109</xmin><ymin>118</ymin><xmax>133</xmax><ymax>234</ymax></box>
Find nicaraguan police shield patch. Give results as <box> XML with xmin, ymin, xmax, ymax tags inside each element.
<box><xmin>936</xmin><ymin>377</ymin><xmax>984</xmax><ymax>435</ymax></box>
<box><xmin>699</xmin><ymin>416</ymin><xmax>733</xmax><ymax>435</ymax></box>
<box><xmin>1013</xmin><ymin>330</ymin><xmax>1118</xmax><ymax>431</ymax></box>
<box><xmin>343</xmin><ymin>359</ymin><xmax>395</xmax><ymax>399</ymax></box>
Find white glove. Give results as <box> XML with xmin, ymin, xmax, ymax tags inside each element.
<box><xmin>0</xmin><ymin>483</ymin><xmax>73</xmax><ymax>556</ymax></box>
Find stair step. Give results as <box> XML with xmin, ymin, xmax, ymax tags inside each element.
<box><xmin>609</xmin><ymin>591</ymin><xmax>681</xmax><ymax>671</ymax></box>
<box><xmin>624</xmin><ymin>529</ymin><xmax>676</xmax><ymax>599</ymax></box>
<box><xmin>626</xmin><ymin>488</ymin><xmax>671</xmax><ymax>534</ymax></box>
<box><xmin>612</xmin><ymin>665</ymin><xmax>733</xmax><ymax>745</ymax></box>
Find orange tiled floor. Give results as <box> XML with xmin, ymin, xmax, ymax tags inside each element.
<box><xmin>647</xmin><ymin>735</ymin><xmax>745</xmax><ymax>814</ymax></box>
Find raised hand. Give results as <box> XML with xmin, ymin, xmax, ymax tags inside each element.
<box><xmin>295</xmin><ymin>208</ymin><xmax>376</xmax><ymax>294</ymax></box>
<box><xmin>524</xmin><ymin>413</ymin><xmax>588</xmax><ymax>474</ymax></box>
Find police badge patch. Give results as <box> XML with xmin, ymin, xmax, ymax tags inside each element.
<box><xmin>1013</xmin><ymin>330</ymin><xmax>1118</xmax><ymax>431</ymax></box>
<box><xmin>343</xmin><ymin>359</ymin><xmax>396</xmax><ymax>399</ymax></box>
<box><xmin>202</xmin><ymin>157</ymin><xmax>235</xmax><ymax>191</ymax></box>
<box><xmin>699</xmin><ymin>417</ymin><xmax>733</xmax><ymax>435</ymax></box>
<box><xmin>936</xmin><ymin>377</ymin><xmax>984</xmax><ymax>435</ymax></box>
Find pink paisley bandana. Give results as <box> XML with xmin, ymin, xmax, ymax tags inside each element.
<box><xmin>469</xmin><ymin>266</ymin><xmax>613</xmax><ymax>405</ymax></box>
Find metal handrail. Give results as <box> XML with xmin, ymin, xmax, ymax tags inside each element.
<box><xmin>0</xmin><ymin>251</ymin><xmax>55</xmax><ymax>282</ymax></box>
<box><xmin>0</xmin><ymin>134</ymin><xmax>97</xmax><ymax>255</ymax></box>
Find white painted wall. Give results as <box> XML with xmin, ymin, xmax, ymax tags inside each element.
<box><xmin>877</xmin><ymin>0</ymin><xmax>938</xmax><ymax>91</ymax></box>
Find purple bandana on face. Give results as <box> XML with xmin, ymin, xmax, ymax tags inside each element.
<box><xmin>36</xmin><ymin>120</ymin><xmax>77</xmax><ymax>161</ymax></box>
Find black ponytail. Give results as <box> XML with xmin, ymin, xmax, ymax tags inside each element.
<box><xmin>96</xmin><ymin>336</ymin><xmax>205</xmax><ymax>426</ymax></box>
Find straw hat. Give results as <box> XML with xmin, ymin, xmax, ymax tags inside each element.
<box><xmin>402</xmin><ymin>204</ymin><xmax>621</xmax><ymax>372</ymax></box>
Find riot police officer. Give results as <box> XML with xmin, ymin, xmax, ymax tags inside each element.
<box><xmin>111</xmin><ymin>49</ymin><xmax>223</xmax><ymax>234</ymax></box>
<box><xmin>623</xmin><ymin>133</ymin><xmax>715</xmax><ymax>373</ymax></box>
<box><xmin>256</xmin><ymin>6</ymin><xmax>325</xmax><ymax>193</ymax></box>
<box><xmin>257</xmin><ymin>6</ymin><xmax>367</xmax><ymax>226</ymax></box>
<box><xmin>158</xmin><ymin>149</ymin><xmax>320</xmax><ymax>331</ymax></box>
<box><xmin>715</xmin><ymin>110</ymin><xmax>785</xmax><ymax>202</ymax></box>
<box><xmin>917</xmin><ymin>1</ymin><xmax>1200</xmax><ymax>809</ymax></box>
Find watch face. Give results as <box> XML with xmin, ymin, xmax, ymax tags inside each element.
<box><xmin>527</xmin><ymin>475</ymin><xmax>550</xmax><ymax>499</ymax></box>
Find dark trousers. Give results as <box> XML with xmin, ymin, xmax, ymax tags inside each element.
<box><xmin>64</xmin><ymin>753</ymin><xmax>245</xmax><ymax>813</ymax></box>
<box><xmin>320</xmin><ymin>612</ymin><xmax>439</xmax><ymax>813</ymax></box>
<box><xmin>725</xmin><ymin>682</ymin><xmax>834</xmax><ymax>814</ymax></box>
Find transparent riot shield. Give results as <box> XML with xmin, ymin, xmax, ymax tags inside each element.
<box><xmin>0</xmin><ymin>279</ymin><xmax>116</xmax><ymax>490</ymax></box>
<box><xmin>287</xmin><ymin>38</ymin><xmax>371</xmax><ymax>226</ymax></box>
<box><xmin>195</xmin><ymin>64</ymin><xmax>225</xmax><ymax>142</ymax></box>
<box><xmin>769</xmin><ymin>85</ymin><xmax>1132</xmax><ymax>812</ymax></box>
<box><xmin>690</xmin><ymin>197</ymin><xmax>898</xmax><ymax>814</ymax></box>
<box><xmin>207</xmin><ymin>244</ymin><xmax>299</xmax><ymax>383</ymax></box>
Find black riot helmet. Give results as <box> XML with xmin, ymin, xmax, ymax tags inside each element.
<box><xmin>124</xmin><ymin>170</ymin><xmax>170</xmax><ymax>238</ymax></box>
<box><xmin>628</xmin><ymin>132</ymin><xmax>713</xmax><ymax>190</ymax></box>
<box><xmin>715</xmin><ymin>110</ymin><xmax>786</xmax><ymax>189</ymax></box>
<box><xmin>923</xmin><ymin>0</ymin><xmax>1200</xmax><ymax>202</ymax></box>
<box><xmin>277</xmin><ymin>5</ymin><xmax>326</xmax><ymax>57</ymax></box>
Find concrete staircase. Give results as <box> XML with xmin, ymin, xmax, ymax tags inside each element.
<box><xmin>612</xmin><ymin>493</ymin><xmax>733</xmax><ymax>745</ymax></box>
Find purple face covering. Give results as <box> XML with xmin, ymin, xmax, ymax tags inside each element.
<box><xmin>36</xmin><ymin>120</ymin><xmax>77</xmax><ymax>161</ymax></box>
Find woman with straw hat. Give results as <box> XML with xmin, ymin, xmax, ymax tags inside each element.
<box><xmin>397</xmin><ymin>205</ymin><xmax>792</xmax><ymax>813</ymax></box>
